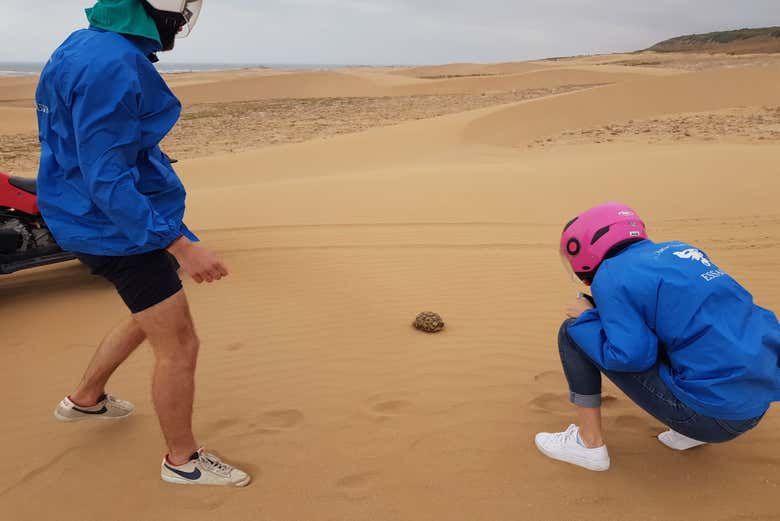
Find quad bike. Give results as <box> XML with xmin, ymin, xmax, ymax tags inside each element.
<box><xmin>0</xmin><ymin>171</ymin><xmax>76</xmax><ymax>274</ymax></box>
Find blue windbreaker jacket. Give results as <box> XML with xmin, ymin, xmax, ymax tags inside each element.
<box><xmin>568</xmin><ymin>240</ymin><xmax>780</xmax><ymax>420</ymax></box>
<box><xmin>35</xmin><ymin>27</ymin><xmax>197</xmax><ymax>255</ymax></box>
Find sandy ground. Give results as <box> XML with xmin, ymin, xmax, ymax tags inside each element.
<box><xmin>528</xmin><ymin>106</ymin><xmax>780</xmax><ymax>148</ymax></box>
<box><xmin>1</xmin><ymin>52</ymin><xmax>779</xmax><ymax>521</ymax></box>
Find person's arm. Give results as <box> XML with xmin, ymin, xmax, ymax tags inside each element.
<box><xmin>72</xmin><ymin>60</ymin><xmax>228</xmax><ymax>283</ymax></box>
<box><xmin>71</xmin><ymin>59</ymin><xmax>182</xmax><ymax>250</ymax></box>
<box><xmin>567</xmin><ymin>265</ymin><xmax>659</xmax><ymax>372</ymax></box>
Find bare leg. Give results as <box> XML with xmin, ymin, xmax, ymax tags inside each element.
<box><xmin>133</xmin><ymin>290</ymin><xmax>200</xmax><ymax>465</ymax></box>
<box><xmin>70</xmin><ymin>317</ymin><xmax>146</xmax><ymax>406</ymax></box>
<box><xmin>576</xmin><ymin>405</ymin><xmax>605</xmax><ymax>448</ymax></box>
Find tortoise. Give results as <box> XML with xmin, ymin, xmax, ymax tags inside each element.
<box><xmin>413</xmin><ymin>311</ymin><xmax>445</xmax><ymax>333</ymax></box>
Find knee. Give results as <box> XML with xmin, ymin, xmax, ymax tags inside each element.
<box><xmin>158</xmin><ymin>330</ymin><xmax>200</xmax><ymax>370</ymax></box>
<box><xmin>180</xmin><ymin>333</ymin><xmax>200</xmax><ymax>367</ymax></box>
<box><xmin>186</xmin><ymin>332</ymin><xmax>200</xmax><ymax>351</ymax></box>
<box><xmin>558</xmin><ymin>318</ymin><xmax>577</xmax><ymax>347</ymax></box>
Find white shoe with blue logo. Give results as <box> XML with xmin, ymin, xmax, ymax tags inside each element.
<box><xmin>535</xmin><ymin>424</ymin><xmax>611</xmax><ymax>471</ymax></box>
<box><xmin>54</xmin><ymin>394</ymin><xmax>134</xmax><ymax>422</ymax></box>
<box><xmin>160</xmin><ymin>448</ymin><xmax>251</xmax><ymax>487</ymax></box>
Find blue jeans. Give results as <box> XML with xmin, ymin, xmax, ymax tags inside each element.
<box><xmin>558</xmin><ymin>319</ymin><xmax>763</xmax><ymax>443</ymax></box>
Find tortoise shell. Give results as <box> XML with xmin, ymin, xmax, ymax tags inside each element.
<box><xmin>413</xmin><ymin>311</ymin><xmax>445</xmax><ymax>333</ymax></box>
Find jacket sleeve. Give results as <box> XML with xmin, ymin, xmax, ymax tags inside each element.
<box><xmin>71</xmin><ymin>59</ymin><xmax>183</xmax><ymax>249</ymax></box>
<box><xmin>567</xmin><ymin>264</ymin><xmax>659</xmax><ymax>372</ymax></box>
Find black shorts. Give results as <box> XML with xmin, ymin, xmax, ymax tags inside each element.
<box><xmin>76</xmin><ymin>250</ymin><xmax>182</xmax><ymax>314</ymax></box>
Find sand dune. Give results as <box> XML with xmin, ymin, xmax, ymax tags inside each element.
<box><xmin>171</xmin><ymin>66</ymin><xmax>634</xmax><ymax>106</ymax></box>
<box><xmin>1</xmin><ymin>54</ymin><xmax>779</xmax><ymax>521</ymax></box>
<box><xmin>393</xmin><ymin>61</ymin><xmax>554</xmax><ymax>78</ymax></box>
<box><xmin>171</xmin><ymin>70</ymin><xmax>389</xmax><ymax>105</ymax></box>
<box><xmin>386</xmin><ymin>67</ymin><xmax>643</xmax><ymax>96</ymax></box>
<box><xmin>0</xmin><ymin>64</ymin><xmax>633</xmax><ymax>175</ymax></box>
<box><xmin>464</xmin><ymin>65</ymin><xmax>780</xmax><ymax>146</ymax></box>
<box><xmin>529</xmin><ymin>106</ymin><xmax>780</xmax><ymax>148</ymax></box>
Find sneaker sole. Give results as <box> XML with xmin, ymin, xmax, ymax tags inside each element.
<box><xmin>534</xmin><ymin>438</ymin><xmax>610</xmax><ymax>471</ymax></box>
<box><xmin>54</xmin><ymin>409</ymin><xmax>134</xmax><ymax>423</ymax></box>
<box><xmin>657</xmin><ymin>432</ymin><xmax>707</xmax><ymax>451</ymax></box>
<box><xmin>161</xmin><ymin>473</ymin><xmax>251</xmax><ymax>487</ymax></box>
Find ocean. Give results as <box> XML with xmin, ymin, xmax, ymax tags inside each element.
<box><xmin>0</xmin><ymin>61</ymin><xmax>359</xmax><ymax>77</ymax></box>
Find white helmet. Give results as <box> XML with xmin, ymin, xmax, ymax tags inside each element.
<box><xmin>144</xmin><ymin>0</ymin><xmax>203</xmax><ymax>37</ymax></box>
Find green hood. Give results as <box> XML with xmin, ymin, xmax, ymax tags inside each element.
<box><xmin>85</xmin><ymin>0</ymin><xmax>161</xmax><ymax>45</ymax></box>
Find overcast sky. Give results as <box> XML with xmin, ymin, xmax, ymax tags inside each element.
<box><xmin>1</xmin><ymin>1</ymin><xmax>779</xmax><ymax>64</ymax></box>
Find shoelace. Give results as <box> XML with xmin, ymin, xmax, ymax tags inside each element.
<box><xmin>105</xmin><ymin>395</ymin><xmax>132</xmax><ymax>412</ymax></box>
<box><xmin>550</xmin><ymin>424</ymin><xmax>579</xmax><ymax>447</ymax></box>
<box><xmin>198</xmin><ymin>452</ymin><xmax>233</xmax><ymax>476</ymax></box>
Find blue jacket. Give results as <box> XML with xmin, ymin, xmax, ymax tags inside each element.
<box><xmin>568</xmin><ymin>240</ymin><xmax>780</xmax><ymax>420</ymax></box>
<box><xmin>35</xmin><ymin>27</ymin><xmax>197</xmax><ymax>256</ymax></box>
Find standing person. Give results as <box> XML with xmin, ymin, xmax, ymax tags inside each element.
<box><xmin>36</xmin><ymin>0</ymin><xmax>250</xmax><ymax>486</ymax></box>
<box><xmin>535</xmin><ymin>202</ymin><xmax>780</xmax><ymax>471</ymax></box>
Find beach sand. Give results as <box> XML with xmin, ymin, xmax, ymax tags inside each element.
<box><xmin>1</xmin><ymin>52</ymin><xmax>779</xmax><ymax>521</ymax></box>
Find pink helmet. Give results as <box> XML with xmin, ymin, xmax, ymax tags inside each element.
<box><xmin>560</xmin><ymin>202</ymin><xmax>648</xmax><ymax>283</ymax></box>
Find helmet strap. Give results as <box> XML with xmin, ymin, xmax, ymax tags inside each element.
<box><xmin>142</xmin><ymin>1</ymin><xmax>187</xmax><ymax>51</ymax></box>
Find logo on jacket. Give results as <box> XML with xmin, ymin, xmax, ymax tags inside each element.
<box><xmin>673</xmin><ymin>248</ymin><xmax>712</xmax><ymax>267</ymax></box>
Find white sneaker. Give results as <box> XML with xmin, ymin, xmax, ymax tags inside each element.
<box><xmin>54</xmin><ymin>394</ymin><xmax>134</xmax><ymax>422</ymax></box>
<box><xmin>161</xmin><ymin>448</ymin><xmax>251</xmax><ymax>487</ymax></box>
<box><xmin>534</xmin><ymin>424</ymin><xmax>611</xmax><ymax>471</ymax></box>
<box><xmin>658</xmin><ymin>430</ymin><xmax>707</xmax><ymax>451</ymax></box>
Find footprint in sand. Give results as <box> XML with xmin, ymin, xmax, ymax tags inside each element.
<box><xmin>532</xmin><ymin>372</ymin><xmax>566</xmax><ymax>413</ymax></box>
<box><xmin>373</xmin><ymin>400</ymin><xmax>413</xmax><ymax>414</ymax></box>
<box><xmin>601</xmin><ymin>394</ymin><xmax>618</xmax><ymax>406</ymax></box>
<box><xmin>224</xmin><ymin>341</ymin><xmax>243</xmax><ymax>352</ymax></box>
<box><xmin>208</xmin><ymin>417</ymin><xmax>241</xmax><ymax>433</ymax></box>
<box><xmin>335</xmin><ymin>471</ymin><xmax>378</xmax><ymax>500</ymax></box>
<box><xmin>182</xmin><ymin>496</ymin><xmax>229</xmax><ymax>512</ymax></box>
<box><xmin>529</xmin><ymin>392</ymin><xmax>571</xmax><ymax>414</ymax></box>
<box><xmin>209</xmin><ymin>409</ymin><xmax>304</xmax><ymax>437</ymax></box>
<box><xmin>531</xmin><ymin>368</ymin><xmax>620</xmax><ymax>413</ymax></box>
<box><xmin>336</xmin><ymin>471</ymin><xmax>376</xmax><ymax>489</ymax></box>
<box><xmin>530</xmin><ymin>392</ymin><xmax>619</xmax><ymax>414</ymax></box>
<box><xmin>533</xmin><ymin>370</ymin><xmax>563</xmax><ymax>384</ymax></box>
<box><xmin>247</xmin><ymin>409</ymin><xmax>305</xmax><ymax>435</ymax></box>
<box><xmin>364</xmin><ymin>394</ymin><xmax>414</xmax><ymax>421</ymax></box>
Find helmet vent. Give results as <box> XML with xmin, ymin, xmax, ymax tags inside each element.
<box><xmin>590</xmin><ymin>225</ymin><xmax>610</xmax><ymax>245</ymax></box>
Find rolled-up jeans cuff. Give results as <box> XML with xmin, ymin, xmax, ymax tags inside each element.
<box><xmin>570</xmin><ymin>391</ymin><xmax>602</xmax><ymax>408</ymax></box>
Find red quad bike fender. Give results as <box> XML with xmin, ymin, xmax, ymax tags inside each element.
<box><xmin>0</xmin><ymin>170</ymin><xmax>77</xmax><ymax>276</ymax></box>
<box><xmin>0</xmin><ymin>171</ymin><xmax>39</xmax><ymax>214</ymax></box>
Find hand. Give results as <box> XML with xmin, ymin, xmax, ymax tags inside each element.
<box><xmin>167</xmin><ymin>236</ymin><xmax>229</xmax><ymax>284</ymax></box>
<box><xmin>564</xmin><ymin>293</ymin><xmax>594</xmax><ymax>319</ymax></box>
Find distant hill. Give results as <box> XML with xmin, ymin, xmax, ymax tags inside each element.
<box><xmin>647</xmin><ymin>27</ymin><xmax>780</xmax><ymax>54</ymax></box>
